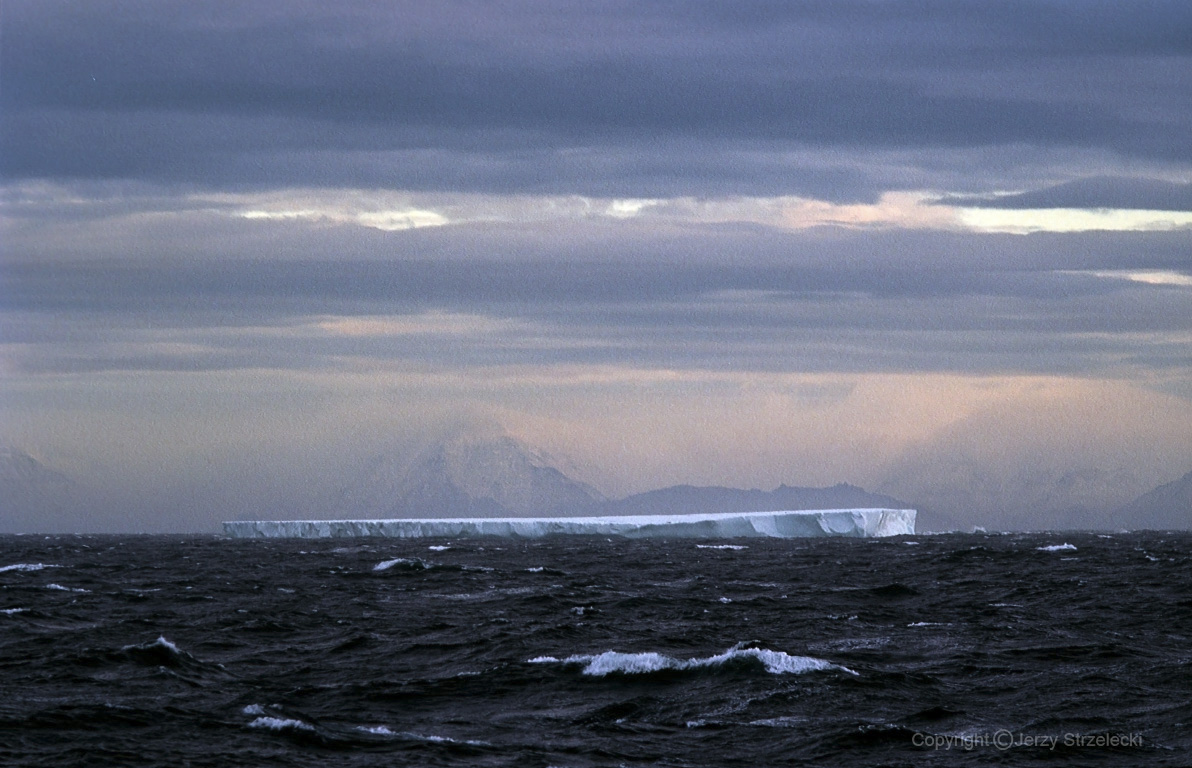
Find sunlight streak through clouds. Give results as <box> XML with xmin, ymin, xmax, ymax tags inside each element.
<box><xmin>958</xmin><ymin>207</ymin><xmax>1192</xmax><ymax>234</ymax></box>
<box><xmin>7</xmin><ymin>182</ymin><xmax>1188</xmax><ymax>236</ymax></box>
<box><xmin>1080</xmin><ymin>270</ymin><xmax>1192</xmax><ymax>287</ymax></box>
<box><xmin>224</xmin><ymin>189</ymin><xmax>1192</xmax><ymax>234</ymax></box>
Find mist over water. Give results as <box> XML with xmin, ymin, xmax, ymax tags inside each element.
<box><xmin>1</xmin><ymin>532</ymin><xmax>1189</xmax><ymax>766</ymax></box>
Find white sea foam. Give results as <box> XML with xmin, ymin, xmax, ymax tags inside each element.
<box><xmin>242</xmin><ymin>704</ymin><xmax>267</xmax><ymax>716</ymax></box>
<box><xmin>428</xmin><ymin>545</ymin><xmax>451</xmax><ymax>551</ymax></box>
<box><xmin>0</xmin><ymin>563</ymin><xmax>58</xmax><ymax>573</ymax></box>
<box><xmin>1</xmin><ymin>607</ymin><xmax>27</xmax><ymax>615</ymax></box>
<box><xmin>749</xmin><ymin>716</ymin><xmax>808</xmax><ymax>727</ymax></box>
<box><xmin>373</xmin><ymin>557</ymin><xmax>422</xmax><ymax>571</ymax></box>
<box><xmin>45</xmin><ymin>583</ymin><xmax>90</xmax><ymax>593</ymax></box>
<box><xmin>248</xmin><ymin>716</ymin><xmax>315</xmax><ymax>732</ymax></box>
<box><xmin>1037</xmin><ymin>543</ymin><xmax>1077</xmax><ymax>552</ymax></box>
<box><xmin>525</xmin><ymin>566</ymin><xmax>545</xmax><ymax>572</ymax></box>
<box><xmin>355</xmin><ymin>726</ymin><xmax>489</xmax><ymax>746</ymax></box>
<box><xmin>531</xmin><ymin>645</ymin><xmax>854</xmax><ymax>676</ymax></box>
<box><xmin>696</xmin><ymin>544</ymin><xmax>749</xmax><ymax>550</ymax></box>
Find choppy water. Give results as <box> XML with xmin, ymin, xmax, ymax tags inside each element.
<box><xmin>1</xmin><ymin>531</ymin><xmax>1189</xmax><ymax>766</ymax></box>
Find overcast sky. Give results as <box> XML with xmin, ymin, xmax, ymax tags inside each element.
<box><xmin>2</xmin><ymin>0</ymin><xmax>1191</xmax><ymax>531</ymax></box>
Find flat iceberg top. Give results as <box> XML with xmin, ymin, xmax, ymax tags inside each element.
<box><xmin>223</xmin><ymin>508</ymin><xmax>915</xmax><ymax>539</ymax></box>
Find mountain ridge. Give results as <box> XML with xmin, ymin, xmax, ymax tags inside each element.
<box><xmin>3</xmin><ymin>437</ymin><xmax>1188</xmax><ymax>532</ymax></box>
<box><xmin>1114</xmin><ymin>470</ymin><xmax>1192</xmax><ymax>530</ymax></box>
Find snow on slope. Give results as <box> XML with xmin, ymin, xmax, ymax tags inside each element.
<box><xmin>335</xmin><ymin>433</ymin><xmax>605</xmax><ymax>518</ymax></box>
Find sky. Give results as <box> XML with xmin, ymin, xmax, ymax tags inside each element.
<box><xmin>2</xmin><ymin>0</ymin><xmax>1191</xmax><ymax>532</ymax></box>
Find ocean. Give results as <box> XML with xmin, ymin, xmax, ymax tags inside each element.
<box><xmin>1</xmin><ymin>531</ymin><xmax>1189</xmax><ymax>766</ymax></box>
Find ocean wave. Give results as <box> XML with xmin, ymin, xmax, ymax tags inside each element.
<box><xmin>529</xmin><ymin>644</ymin><xmax>855</xmax><ymax>677</ymax></box>
<box><xmin>373</xmin><ymin>557</ymin><xmax>428</xmax><ymax>571</ymax></box>
<box><xmin>248</xmin><ymin>716</ymin><xmax>315</xmax><ymax>733</ymax></box>
<box><xmin>119</xmin><ymin>635</ymin><xmax>230</xmax><ymax>679</ymax></box>
<box><xmin>696</xmin><ymin>544</ymin><xmax>748</xmax><ymax>550</ymax></box>
<box><xmin>0</xmin><ymin>563</ymin><xmax>59</xmax><ymax>573</ymax></box>
<box><xmin>45</xmin><ymin>583</ymin><xmax>90</xmax><ymax>593</ymax></box>
<box><xmin>355</xmin><ymin>725</ymin><xmax>490</xmax><ymax>746</ymax></box>
<box><xmin>1037</xmin><ymin>543</ymin><xmax>1077</xmax><ymax>552</ymax></box>
<box><xmin>372</xmin><ymin>557</ymin><xmax>492</xmax><ymax>573</ymax></box>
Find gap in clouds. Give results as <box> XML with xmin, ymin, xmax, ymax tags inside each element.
<box><xmin>9</xmin><ymin>181</ymin><xmax>1191</xmax><ymax>238</ymax></box>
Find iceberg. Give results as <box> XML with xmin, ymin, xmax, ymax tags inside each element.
<box><xmin>222</xmin><ymin>508</ymin><xmax>915</xmax><ymax>539</ymax></box>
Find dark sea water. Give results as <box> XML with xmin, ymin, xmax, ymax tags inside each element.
<box><xmin>1</xmin><ymin>531</ymin><xmax>1189</xmax><ymax>767</ymax></box>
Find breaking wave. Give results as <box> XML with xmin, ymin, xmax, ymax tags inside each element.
<box><xmin>529</xmin><ymin>643</ymin><xmax>855</xmax><ymax>677</ymax></box>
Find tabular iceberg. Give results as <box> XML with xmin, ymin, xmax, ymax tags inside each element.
<box><xmin>222</xmin><ymin>508</ymin><xmax>915</xmax><ymax>539</ymax></box>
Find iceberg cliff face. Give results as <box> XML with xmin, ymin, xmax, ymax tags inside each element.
<box><xmin>222</xmin><ymin>509</ymin><xmax>915</xmax><ymax>539</ymax></box>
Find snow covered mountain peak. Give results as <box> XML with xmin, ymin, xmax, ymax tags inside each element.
<box><xmin>337</xmin><ymin>432</ymin><xmax>605</xmax><ymax>518</ymax></box>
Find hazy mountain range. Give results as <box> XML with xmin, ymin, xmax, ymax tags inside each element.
<box><xmin>0</xmin><ymin>445</ymin><xmax>91</xmax><ymax>533</ymax></box>
<box><xmin>2</xmin><ymin>437</ymin><xmax>1188</xmax><ymax>533</ymax></box>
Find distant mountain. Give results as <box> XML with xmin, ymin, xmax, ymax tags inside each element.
<box><xmin>336</xmin><ymin>433</ymin><xmax>606</xmax><ymax>518</ymax></box>
<box><xmin>333</xmin><ymin>431</ymin><xmax>923</xmax><ymax>523</ymax></box>
<box><xmin>0</xmin><ymin>446</ymin><xmax>89</xmax><ymax>533</ymax></box>
<box><xmin>1115</xmin><ymin>470</ymin><xmax>1192</xmax><ymax>530</ymax></box>
<box><xmin>595</xmin><ymin>482</ymin><xmax>914</xmax><ymax>519</ymax></box>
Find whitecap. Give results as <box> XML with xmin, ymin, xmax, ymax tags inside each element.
<box><xmin>355</xmin><ymin>726</ymin><xmax>488</xmax><ymax>746</ymax></box>
<box><xmin>407</xmin><ymin>732</ymin><xmax>490</xmax><ymax>746</ymax></box>
<box><xmin>525</xmin><ymin>567</ymin><xmax>545</xmax><ymax>573</ymax></box>
<box><xmin>427</xmin><ymin>545</ymin><xmax>451</xmax><ymax>551</ymax></box>
<box><xmin>1037</xmin><ymin>543</ymin><xmax>1077</xmax><ymax>552</ymax></box>
<box><xmin>45</xmin><ymin>583</ymin><xmax>90</xmax><ymax>593</ymax></box>
<box><xmin>1</xmin><ymin>607</ymin><xmax>27</xmax><ymax>615</ymax></box>
<box><xmin>0</xmin><ymin>563</ymin><xmax>58</xmax><ymax>573</ymax></box>
<box><xmin>749</xmin><ymin>716</ymin><xmax>807</xmax><ymax>727</ymax></box>
<box><xmin>242</xmin><ymin>704</ymin><xmax>267</xmax><ymax>715</ymax></box>
<box><xmin>696</xmin><ymin>544</ymin><xmax>748</xmax><ymax>550</ymax></box>
<box><xmin>248</xmin><ymin>716</ymin><xmax>315</xmax><ymax>732</ymax></box>
<box><xmin>532</xmin><ymin>644</ymin><xmax>854</xmax><ymax>677</ymax></box>
<box><xmin>122</xmin><ymin>636</ymin><xmax>186</xmax><ymax>658</ymax></box>
<box><xmin>373</xmin><ymin>557</ymin><xmax>423</xmax><ymax>571</ymax></box>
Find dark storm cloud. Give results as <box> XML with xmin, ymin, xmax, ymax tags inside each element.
<box><xmin>4</xmin><ymin>226</ymin><xmax>1189</xmax><ymax>376</ymax></box>
<box><xmin>5</xmin><ymin>225</ymin><xmax>1191</xmax><ymax>310</ymax></box>
<box><xmin>3</xmin><ymin>0</ymin><xmax>1190</xmax><ymax>195</ymax></box>
<box><xmin>940</xmin><ymin>178</ymin><xmax>1192</xmax><ymax>211</ymax></box>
